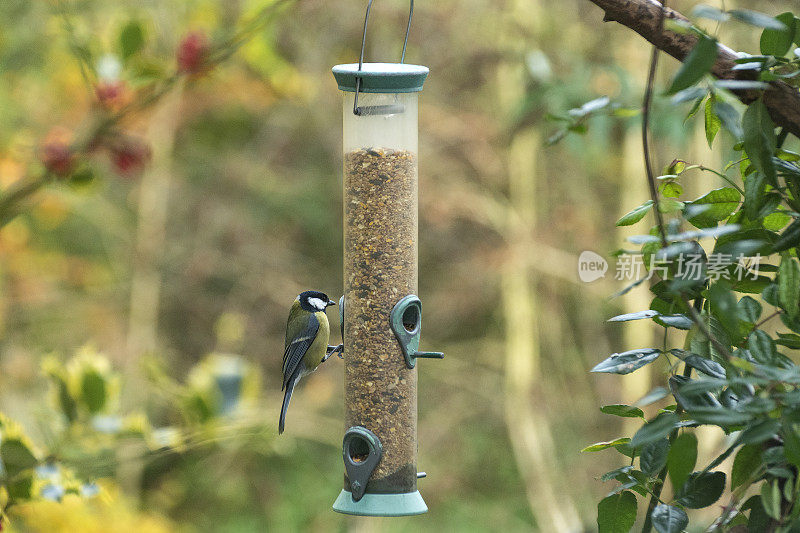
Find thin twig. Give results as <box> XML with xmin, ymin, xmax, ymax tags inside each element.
<box><xmin>641</xmin><ymin>0</ymin><xmax>669</xmax><ymax>250</ymax></box>
<box><xmin>754</xmin><ymin>310</ymin><xmax>782</xmax><ymax>331</ymax></box>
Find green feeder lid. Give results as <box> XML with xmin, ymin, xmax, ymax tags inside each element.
<box><xmin>332</xmin><ymin>63</ymin><xmax>428</xmax><ymax>93</ymax></box>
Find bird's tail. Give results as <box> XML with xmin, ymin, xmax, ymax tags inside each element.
<box><xmin>279</xmin><ymin>375</ymin><xmax>297</xmax><ymax>434</ymax></box>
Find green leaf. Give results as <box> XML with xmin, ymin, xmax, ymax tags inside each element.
<box><xmin>692</xmin><ymin>5</ymin><xmax>729</xmax><ymax>22</ymax></box>
<box><xmin>795</xmin><ymin>16</ymin><xmax>800</xmax><ymax>46</ymax></box>
<box><xmin>651</xmin><ymin>503</ymin><xmax>689</xmax><ymax>533</ymax></box>
<box><xmin>729</xmin><ymin>9</ymin><xmax>789</xmax><ymax>30</ymax></box>
<box><xmin>779</xmin><ymin>255</ymin><xmax>800</xmax><ymax>320</ymax></box>
<box><xmin>597</xmin><ymin>491</ymin><xmax>637</xmax><ymax>533</ymax></box>
<box><xmin>738</xmin><ymin>295</ymin><xmax>762</xmax><ymax>323</ymax></box>
<box><xmin>681</xmin><ymin>353</ymin><xmax>726</xmax><ymax>379</ymax></box>
<box><xmin>687</xmin><ymin>406</ymin><xmax>752</xmax><ymax>426</ymax></box>
<box><xmin>81</xmin><ymin>369</ymin><xmax>107</xmax><ymax>414</ymax></box>
<box><xmin>705</xmin><ymin>96</ymin><xmax>721</xmax><ymax>147</ymax></box>
<box><xmin>601</xmin><ymin>465</ymin><xmax>633</xmax><ymax>482</ymax></box>
<box><xmin>773</xmin><ymin>218</ymin><xmax>800</xmax><ymax>252</ymax></box>
<box><xmin>661</xmin><ymin>181</ymin><xmax>683</xmax><ymax>198</ymax></box>
<box><xmin>776</xmin><ymin>333</ymin><xmax>800</xmax><ymax>349</ymax></box>
<box><xmin>739</xmin><ymin>419</ymin><xmax>780</xmax><ymax>445</ymax></box>
<box><xmin>744</xmin><ymin>172</ymin><xmax>766</xmax><ymax>220</ymax></box>
<box><xmin>748</xmin><ymin>329</ymin><xmax>777</xmax><ymax>364</ymax></box>
<box><xmin>631</xmin><ymin>412</ymin><xmax>680</xmax><ymax>448</ymax></box>
<box><xmin>6</xmin><ymin>473</ymin><xmax>33</xmax><ymax>501</ymax></box>
<box><xmin>708</xmin><ymin>282</ymin><xmax>740</xmax><ymax>339</ymax></box>
<box><xmin>763</xmin><ymin>211</ymin><xmax>791</xmax><ymax>231</ymax></box>
<box><xmin>685</xmin><ymin>187</ymin><xmax>740</xmax><ymax>228</ymax></box>
<box><xmin>69</xmin><ymin>167</ymin><xmax>95</xmax><ymax>187</ymax></box>
<box><xmin>783</xmin><ymin>424</ymin><xmax>800</xmax><ymax>468</ymax></box>
<box><xmin>714</xmin><ymin>79</ymin><xmax>769</xmax><ymax>91</ymax></box>
<box><xmin>666</xmin><ymin>35</ymin><xmax>718</xmax><ymax>94</ymax></box>
<box><xmin>732</xmin><ymin>444</ymin><xmax>762</xmax><ymax>489</ymax></box>
<box><xmin>608</xmin><ymin>310</ymin><xmax>659</xmax><ymax>322</ymax></box>
<box><xmin>657</xmin><ymin>314</ymin><xmax>693</xmax><ymax>330</ymax></box>
<box><xmin>732</xmin><ymin>275</ymin><xmax>772</xmax><ymax>295</ymax></box>
<box><xmin>635</xmin><ymin>387</ymin><xmax>670</xmax><ymax>407</ymax></box>
<box><xmin>54</xmin><ymin>375</ymin><xmax>77</xmax><ymax>423</ymax></box>
<box><xmin>641</xmin><ymin>438</ymin><xmax>670</xmax><ymax>475</ymax></box>
<box><xmin>617</xmin><ymin>200</ymin><xmax>654</xmax><ymax>226</ymax></box>
<box><xmin>667</xmin><ymin>432</ymin><xmax>697</xmax><ymax>491</ymax></box>
<box><xmin>601</xmin><ymin>404</ymin><xmax>645</xmax><ymax>418</ymax></box>
<box><xmin>714</xmin><ymin>100</ymin><xmax>742</xmax><ymax>138</ymax></box>
<box><xmin>744</xmin><ymin>495</ymin><xmax>771</xmax><ymax>531</ymax></box>
<box><xmin>676</xmin><ymin>471</ymin><xmax>726</xmax><ymax>508</ymax></box>
<box><xmin>591</xmin><ymin>348</ymin><xmax>661</xmax><ymax>375</ymax></box>
<box><xmin>0</xmin><ymin>439</ymin><xmax>38</xmax><ymax>478</ymax></box>
<box><xmin>761</xmin><ymin>479</ymin><xmax>782</xmax><ymax>519</ymax></box>
<box><xmin>742</xmin><ymin>98</ymin><xmax>776</xmax><ymax>187</ymax></box>
<box><xmin>583</xmin><ymin>437</ymin><xmax>631</xmax><ymax>452</ymax></box>
<box><xmin>760</xmin><ymin>13</ymin><xmax>797</xmax><ymax>56</ymax></box>
<box><xmin>119</xmin><ymin>20</ymin><xmax>145</xmax><ymax>60</ymax></box>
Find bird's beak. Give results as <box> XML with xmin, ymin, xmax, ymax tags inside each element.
<box><xmin>327</xmin><ymin>300</ymin><xmax>337</xmax><ymax>307</ymax></box>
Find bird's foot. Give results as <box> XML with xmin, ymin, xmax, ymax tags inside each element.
<box><xmin>322</xmin><ymin>344</ymin><xmax>344</xmax><ymax>362</ymax></box>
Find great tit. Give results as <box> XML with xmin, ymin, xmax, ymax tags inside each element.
<box><xmin>279</xmin><ymin>290</ymin><xmax>342</xmax><ymax>434</ymax></box>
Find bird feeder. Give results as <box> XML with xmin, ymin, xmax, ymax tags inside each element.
<box><xmin>331</xmin><ymin>0</ymin><xmax>442</xmax><ymax>517</ymax></box>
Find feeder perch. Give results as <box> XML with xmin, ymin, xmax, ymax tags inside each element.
<box><xmin>339</xmin><ymin>295</ymin><xmax>345</xmax><ymax>343</ymax></box>
<box><xmin>331</xmin><ymin>0</ymin><xmax>439</xmax><ymax>517</ymax></box>
<box><xmin>390</xmin><ymin>295</ymin><xmax>444</xmax><ymax>369</ymax></box>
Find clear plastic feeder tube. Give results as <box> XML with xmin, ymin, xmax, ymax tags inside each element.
<box><xmin>342</xmin><ymin>90</ymin><xmax>419</xmax><ymax>495</ymax></box>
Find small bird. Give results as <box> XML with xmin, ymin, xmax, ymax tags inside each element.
<box><xmin>279</xmin><ymin>290</ymin><xmax>341</xmax><ymax>434</ymax></box>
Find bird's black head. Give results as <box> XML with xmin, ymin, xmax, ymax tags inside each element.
<box><xmin>297</xmin><ymin>290</ymin><xmax>336</xmax><ymax>312</ymax></box>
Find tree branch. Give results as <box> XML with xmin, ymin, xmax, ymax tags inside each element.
<box><xmin>586</xmin><ymin>0</ymin><xmax>800</xmax><ymax>138</ymax></box>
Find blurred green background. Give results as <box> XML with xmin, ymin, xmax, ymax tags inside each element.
<box><xmin>0</xmin><ymin>0</ymin><xmax>797</xmax><ymax>531</ymax></box>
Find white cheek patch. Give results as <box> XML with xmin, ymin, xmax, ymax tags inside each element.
<box><xmin>308</xmin><ymin>297</ymin><xmax>327</xmax><ymax>310</ymax></box>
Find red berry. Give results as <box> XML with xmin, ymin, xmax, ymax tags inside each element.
<box><xmin>177</xmin><ymin>31</ymin><xmax>210</xmax><ymax>74</ymax></box>
<box><xmin>95</xmin><ymin>80</ymin><xmax>129</xmax><ymax>110</ymax></box>
<box><xmin>110</xmin><ymin>137</ymin><xmax>151</xmax><ymax>177</ymax></box>
<box><xmin>42</xmin><ymin>139</ymin><xmax>75</xmax><ymax>178</ymax></box>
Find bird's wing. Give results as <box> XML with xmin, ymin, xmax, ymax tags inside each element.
<box><xmin>282</xmin><ymin>313</ymin><xmax>320</xmax><ymax>390</ymax></box>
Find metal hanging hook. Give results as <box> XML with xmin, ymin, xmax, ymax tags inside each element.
<box><xmin>353</xmin><ymin>0</ymin><xmax>415</xmax><ymax>115</ymax></box>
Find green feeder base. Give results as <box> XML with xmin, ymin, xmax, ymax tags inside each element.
<box><xmin>332</xmin><ymin>490</ymin><xmax>428</xmax><ymax>517</ymax></box>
